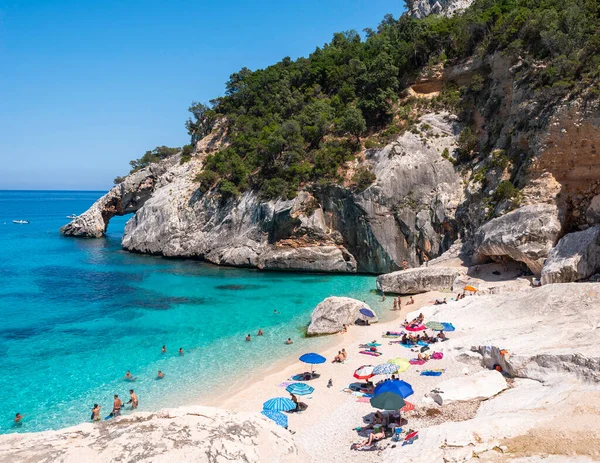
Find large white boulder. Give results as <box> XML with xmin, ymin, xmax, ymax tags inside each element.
<box><xmin>0</xmin><ymin>406</ymin><xmax>304</xmax><ymax>462</ymax></box>
<box><xmin>429</xmin><ymin>370</ymin><xmax>508</xmax><ymax>405</ymax></box>
<box><xmin>307</xmin><ymin>297</ymin><xmax>376</xmax><ymax>336</ymax></box>
<box><xmin>541</xmin><ymin>226</ymin><xmax>600</xmax><ymax>284</ymax></box>
<box><xmin>376</xmin><ymin>266</ymin><xmax>466</xmax><ymax>294</ymax></box>
<box><xmin>473</xmin><ymin>204</ymin><xmax>562</xmax><ymax>276</ymax></box>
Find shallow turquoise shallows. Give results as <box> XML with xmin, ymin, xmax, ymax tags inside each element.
<box><xmin>0</xmin><ymin>190</ymin><xmax>381</xmax><ymax>434</ymax></box>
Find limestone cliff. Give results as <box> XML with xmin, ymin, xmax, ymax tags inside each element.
<box><xmin>406</xmin><ymin>0</ymin><xmax>474</xmax><ymax>18</ymax></box>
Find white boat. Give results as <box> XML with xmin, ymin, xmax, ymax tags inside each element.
<box><xmin>66</xmin><ymin>214</ymin><xmax>78</xmax><ymax>219</ymax></box>
<box><xmin>12</xmin><ymin>220</ymin><xmax>29</xmax><ymax>224</ymax></box>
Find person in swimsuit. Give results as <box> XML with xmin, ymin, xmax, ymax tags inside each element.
<box><xmin>14</xmin><ymin>413</ymin><xmax>23</xmax><ymax>423</ymax></box>
<box><xmin>246</xmin><ymin>334</ymin><xmax>251</xmax><ymax>342</ymax></box>
<box><xmin>285</xmin><ymin>338</ymin><xmax>293</xmax><ymax>344</ymax></box>
<box><xmin>157</xmin><ymin>370</ymin><xmax>165</xmax><ymax>379</ymax></box>
<box><xmin>91</xmin><ymin>404</ymin><xmax>101</xmax><ymax>421</ymax></box>
<box><xmin>112</xmin><ymin>395</ymin><xmax>122</xmax><ymax>417</ymax></box>
<box><xmin>161</xmin><ymin>345</ymin><xmax>167</xmax><ymax>353</ymax></box>
<box><xmin>123</xmin><ymin>371</ymin><xmax>136</xmax><ymax>381</ymax></box>
<box><xmin>179</xmin><ymin>348</ymin><xmax>184</xmax><ymax>356</ymax></box>
<box><xmin>128</xmin><ymin>390</ymin><xmax>138</xmax><ymax>410</ymax></box>
<box><xmin>290</xmin><ymin>393</ymin><xmax>299</xmax><ymax>411</ymax></box>
<box><xmin>257</xmin><ymin>329</ymin><xmax>264</xmax><ymax>336</ymax></box>
<box><xmin>402</xmin><ymin>259</ymin><xmax>408</xmax><ymax>271</ymax></box>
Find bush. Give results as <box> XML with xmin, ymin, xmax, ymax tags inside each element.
<box><xmin>179</xmin><ymin>144</ymin><xmax>194</xmax><ymax>164</ymax></box>
<box><xmin>194</xmin><ymin>170</ymin><xmax>219</xmax><ymax>193</ymax></box>
<box><xmin>351</xmin><ymin>166</ymin><xmax>377</xmax><ymax>192</ymax></box>
<box><xmin>494</xmin><ymin>180</ymin><xmax>521</xmax><ymax>204</ymax></box>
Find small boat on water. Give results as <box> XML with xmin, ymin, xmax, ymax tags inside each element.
<box><xmin>12</xmin><ymin>220</ymin><xmax>29</xmax><ymax>224</ymax></box>
<box><xmin>66</xmin><ymin>214</ymin><xmax>78</xmax><ymax>219</ymax></box>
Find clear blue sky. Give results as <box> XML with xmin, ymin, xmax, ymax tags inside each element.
<box><xmin>0</xmin><ymin>0</ymin><xmax>404</xmax><ymax>190</ymax></box>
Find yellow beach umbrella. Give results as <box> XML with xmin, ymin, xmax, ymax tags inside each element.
<box><xmin>464</xmin><ymin>285</ymin><xmax>478</xmax><ymax>292</ymax></box>
<box><xmin>387</xmin><ymin>357</ymin><xmax>410</xmax><ymax>372</ymax></box>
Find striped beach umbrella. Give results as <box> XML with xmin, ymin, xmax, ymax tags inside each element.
<box><xmin>425</xmin><ymin>321</ymin><xmax>445</xmax><ymax>331</ymax></box>
<box><xmin>263</xmin><ymin>397</ymin><xmax>296</xmax><ymax>412</ymax></box>
<box><xmin>261</xmin><ymin>410</ymin><xmax>288</xmax><ymax>428</ymax></box>
<box><xmin>387</xmin><ymin>358</ymin><xmax>410</xmax><ymax>372</ymax></box>
<box><xmin>353</xmin><ymin>365</ymin><xmax>375</xmax><ymax>380</ymax></box>
<box><xmin>286</xmin><ymin>382</ymin><xmax>314</xmax><ymax>396</ymax></box>
<box><xmin>373</xmin><ymin>363</ymin><xmax>398</xmax><ymax>375</ymax></box>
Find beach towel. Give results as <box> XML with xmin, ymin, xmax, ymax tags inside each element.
<box><xmin>406</xmin><ymin>325</ymin><xmax>425</xmax><ymax>332</ymax></box>
<box><xmin>409</xmin><ymin>359</ymin><xmax>426</xmax><ymax>365</ymax></box>
<box><xmin>420</xmin><ymin>370</ymin><xmax>443</xmax><ymax>376</ymax></box>
<box><xmin>432</xmin><ymin>352</ymin><xmax>443</xmax><ymax>360</ymax></box>
<box><xmin>383</xmin><ymin>331</ymin><xmax>403</xmax><ymax>336</ymax></box>
<box><xmin>403</xmin><ymin>431</ymin><xmax>419</xmax><ymax>445</ymax></box>
<box><xmin>382</xmin><ymin>335</ymin><xmax>402</xmax><ymax>338</ymax></box>
<box><xmin>399</xmin><ymin>341</ymin><xmax>428</xmax><ymax>348</ymax></box>
<box><xmin>360</xmin><ymin>350</ymin><xmax>383</xmax><ymax>357</ymax></box>
<box><xmin>351</xmin><ymin>444</ymin><xmax>378</xmax><ymax>451</ymax></box>
<box><xmin>356</xmin><ymin>397</ymin><xmax>371</xmax><ymax>403</ymax></box>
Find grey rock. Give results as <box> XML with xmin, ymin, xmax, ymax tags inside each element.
<box><xmin>307</xmin><ymin>297</ymin><xmax>375</xmax><ymax>336</ymax></box>
<box><xmin>376</xmin><ymin>266</ymin><xmax>467</xmax><ymax>294</ymax></box>
<box><xmin>407</xmin><ymin>0</ymin><xmax>474</xmax><ymax>18</ymax></box>
<box><xmin>541</xmin><ymin>226</ymin><xmax>600</xmax><ymax>284</ymax></box>
<box><xmin>473</xmin><ymin>204</ymin><xmax>562</xmax><ymax>276</ymax></box>
<box><xmin>587</xmin><ymin>194</ymin><xmax>600</xmax><ymax>224</ymax></box>
<box><xmin>257</xmin><ymin>246</ymin><xmax>356</xmax><ymax>273</ymax></box>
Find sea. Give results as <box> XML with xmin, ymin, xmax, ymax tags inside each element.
<box><xmin>0</xmin><ymin>190</ymin><xmax>381</xmax><ymax>434</ymax></box>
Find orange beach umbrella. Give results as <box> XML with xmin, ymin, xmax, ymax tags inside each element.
<box><xmin>463</xmin><ymin>285</ymin><xmax>478</xmax><ymax>292</ymax></box>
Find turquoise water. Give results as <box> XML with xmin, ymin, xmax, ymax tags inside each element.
<box><xmin>0</xmin><ymin>190</ymin><xmax>379</xmax><ymax>434</ymax></box>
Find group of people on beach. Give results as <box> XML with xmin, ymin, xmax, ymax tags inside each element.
<box><xmin>392</xmin><ymin>295</ymin><xmax>414</xmax><ymax>311</ymax></box>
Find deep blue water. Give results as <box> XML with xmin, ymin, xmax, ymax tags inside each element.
<box><xmin>0</xmin><ymin>190</ymin><xmax>380</xmax><ymax>434</ymax></box>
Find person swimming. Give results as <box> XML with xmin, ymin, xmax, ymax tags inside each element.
<box><xmin>123</xmin><ymin>370</ymin><xmax>136</xmax><ymax>382</ymax></box>
<box><xmin>257</xmin><ymin>329</ymin><xmax>264</xmax><ymax>336</ymax></box>
<box><xmin>246</xmin><ymin>334</ymin><xmax>251</xmax><ymax>342</ymax></box>
<box><xmin>157</xmin><ymin>370</ymin><xmax>165</xmax><ymax>379</ymax></box>
<box><xmin>179</xmin><ymin>348</ymin><xmax>184</xmax><ymax>356</ymax></box>
<box><xmin>91</xmin><ymin>404</ymin><xmax>101</xmax><ymax>421</ymax></box>
<box><xmin>285</xmin><ymin>338</ymin><xmax>293</xmax><ymax>344</ymax></box>
<box><xmin>161</xmin><ymin>345</ymin><xmax>167</xmax><ymax>354</ymax></box>
<box><xmin>128</xmin><ymin>389</ymin><xmax>138</xmax><ymax>410</ymax></box>
<box><xmin>14</xmin><ymin>413</ymin><xmax>23</xmax><ymax>424</ymax></box>
<box><xmin>273</xmin><ymin>310</ymin><xmax>278</xmax><ymax>314</ymax></box>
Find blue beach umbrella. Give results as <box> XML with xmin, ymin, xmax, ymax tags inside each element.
<box><xmin>286</xmin><ymin>382</ymin><xmax>314</xmax><ymax>396</ymax></box>
<box><xmin>299</xmin><ymin>353</ymin><xmax>326</xmax><ymax>364</ymax></box>
<box><xmin>263</xmin><ymin>397</ymin><xmax>296</xmax><ymax>412</ymax></box>
<box><xmin>261</xmin><ymin>410</ymin><xmax>288</xmax><ymax>428</ymax></box>
<box><xmin>373</xmin><ymin>363</ymin><xmax>398</xmax><ymax>375</ymax></box>
<box><xmin>442</xmin><ymin>322</ymin><xmax>456</xmax><ymax>332</ymax></box>
<box><xmin>374</xmin><ymin>380</ymin><xmax>414</xmax><ymax>398</ymax></box>
<box><xmin>359</xmin><ymin>308</ymin><xmax>376</xmax><ymax>318</ymax></box>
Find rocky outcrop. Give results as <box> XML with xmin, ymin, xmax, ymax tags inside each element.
<box><xmin>376</xmin><ymin>266</ymin><xmax>467</xmax><ymax>294</ymax></box>
<box><xmin>541</xmin><ymin>226</ymin><xmax>600</xmax><ymax>284</ymax></box>
<box><xmin>307</xmin><ymin>297</ymin><xmax>376</xmax><ymax>336</ymax></box>
<box><xmin>407</xmin><ymin>0</ymin><xmax>474</xmax><ymax>18</ymax></box>
<box><xmin>428</xmin><ymin>370</ymin><xmax>507</xmax><ymax>405</ymax></box>
<box><xmin>473</xmin><ymin>204</ymin><xmax>562</xmax><ymax>276</ymax></box>
<box><xmin>0</xmin><ymin>406</ymin><xmax>304</xmax><ymax>463</ymax></box>
<box><xmin>62</xmin><ymin>112</ymin><xmax>464</xmax><ymax>274</ymax></box>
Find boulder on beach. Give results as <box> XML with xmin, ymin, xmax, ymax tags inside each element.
<box><xmin>376</xmin><ymin>266</ymin><xmax>466</xmax><ymax>294</ymax></box>
<box><xmin>473</xmin><ymin>203</ymin><xmax>562</xmax><ymax>276</ymax></box>
<box><xmin>0</xmin><ymin>406</ymin><xmax>304</xmax><ymax>462</ymax></box>
<box><xmin>429</xmin><ymin>369</ymin><xmax>508</xmax><ymax>405</ymax></box>
<box><xmin>307</xmin><ymin>297</ymin><xmax>376</xmax><ymax>336</ymax></box>
<box><xmin>541</xmin><ymin>226</ymin><xmax>600</xmax><ymax>284</ymax></box>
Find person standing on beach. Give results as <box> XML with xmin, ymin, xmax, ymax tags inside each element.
<box><xmin>112</xmin><ymin>395</ymin><xmax>122</xmax><ymax>417</ymax></box>
<box><xmin>402</xmin><ymin>259</ymin><xmax>408</xmax><ymax>271</ymax></box>
<box><xmin>128</xmin><ymin>390</ymin><xmax>138</xmax><ymax>410</ymax></box>
<box><xmin>423</xmin><ymin>253</ymin><xmax>429</xmax><ymax>267</ymax></box>
<box><xmin>91</xmin><ymin>404</ymin><xmax>101</xmax><ymax>421</ymax></box>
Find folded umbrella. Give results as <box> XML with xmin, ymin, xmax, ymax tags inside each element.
<box><xmin>261</xmin><ymin>410</ymin><xmax>288</xmax><ymax>428</ymax></box>
<box><xmin>374</xmin><ymin>379</ymin><xmax>414</xmax><ymax>398</ymax></box>
<box><xmin>353</xmin><ymin>365</ymin><xmax>375</xmax><ymax>380</ymax></box>
<box><xmin>263</xmin><ymin>397</ymin><xmax>296</xmax><ymax>412</ymax></box>
<box><xmin>285</xmin><ymin>382</ymin><xmax>314</xmax><ymax>396</ymax></box>
<box><xmin>370</xmin><ymin>391</ymin><xmax>406</xmax><ymax>410</ymax></box>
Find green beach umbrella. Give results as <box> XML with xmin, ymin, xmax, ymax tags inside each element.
<box><xmin>387</xmin><ymin>358</ymin><xmax>410</xmax><ymax>372</ymax></box>
<box><xmin>425</xmin><ymin>321</ymin><xmax>445</xmax><ymax>331</ymax></box>
<box><xmin>370</xmin><ymin>392</ymin><xmax>406</xmax><ymax>410</ymax></box>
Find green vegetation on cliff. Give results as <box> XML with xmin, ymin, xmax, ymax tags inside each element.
<box><xmin>125</xmin><ymin>0</ymin><xmax>600</xmax><ymax>198</ymax></box>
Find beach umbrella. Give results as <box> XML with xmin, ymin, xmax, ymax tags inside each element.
<box><xmin>261</xmin><ymin>410</ymin><xmax>288</xmax><ymax>428</ymax></box>
<box><xmin>373</xmin><ymin>363</ymin><xmax>398</xmax><ymax>375</ymax></box>
<box><xmin>387</xmin><ymin>358</ymin><xmax>410</xmax><ymax>372</ymax></box>
<box><xmin>370</xmin><ymin>392</ymin><xmax>406</xmax><ymax>410</ymax></box>
<box><xmin>359</xmin><ymin>308</ymin><xmax>376</xmax><ymax>318</ymax></box>
<box><xmin>374</xmin><ymin>379</ymin><xmax>414</xmax><ymax>398</ymax></box>
<box><xmin>464</xmin><ymin>285</ymin><xmax>478</xmax><ymax>292</ymax></box>
<box><xmin>286</xmin><ymin>383</ymin><xmax>314</xmax><ymax>396</ymax></box>
<box><xmin>354</xmin><ymin>365</ymin><xmax>375</xmax><ymax>380</ymax></box>
<box><xmin>442</xmin><ymin>322</ymin><xmax>455</xmax><ymax>332</ymax></box>
<box><xmin>401</xmin><ymin>401</ymin><xmax>415</xmax><ymax>413</ymax></box>
<box><xmin>425</xmin><ymin>321</ymin><xmax>445</xmax><ymax>331</ymax></box>
<box><xmin>263</xmin><ymin>397</ymin><xmax>296</xmax><ymax>412</ymax></box>
<box><xmin>299</xmin><ymin>353</ymin><xmax>326</xmax><ymax>364</ymax></box>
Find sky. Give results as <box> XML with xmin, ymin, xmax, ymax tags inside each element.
<box><xmin>0</xmin><ymin>0</ymin><xmax>404</xmax><ymax>190</ymax></box>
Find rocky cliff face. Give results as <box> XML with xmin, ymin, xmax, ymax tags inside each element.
<box><xmin>62</xmin><ymin>112</ymin><xmax>463</xmax><ymax>274</ymax></box>
<box><xmin>406</xmin><ymin>0</ymin><xmax>474</xmax><ymax>19</ymax></box>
